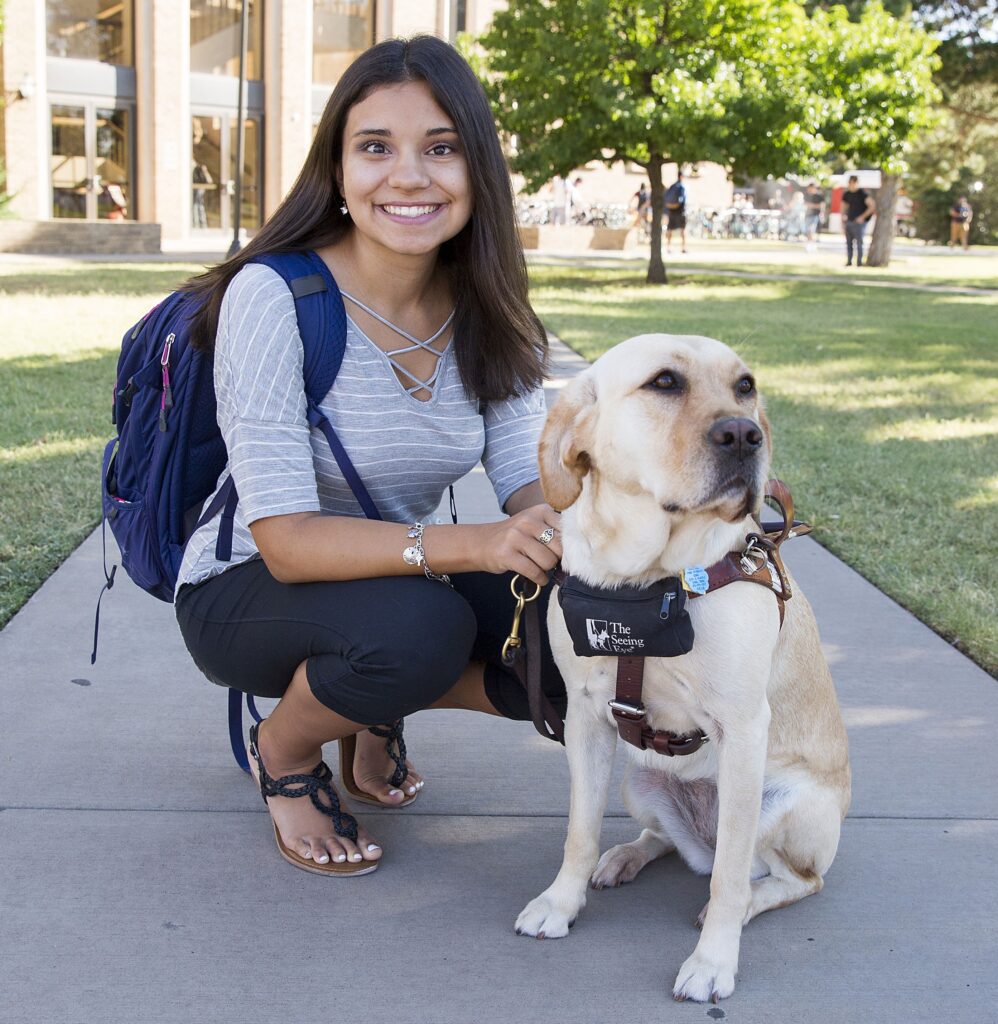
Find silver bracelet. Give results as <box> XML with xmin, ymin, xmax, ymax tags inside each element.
<box><xmin>402</xmin><ymin>522</ymin><xmax>452</xmax><ymax>586</ymax></box>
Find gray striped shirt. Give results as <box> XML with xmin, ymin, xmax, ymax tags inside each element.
<box><xmin>177</xmin><ymin>262</ymin><xmax>545</xmax><ymax>592</ymax></box>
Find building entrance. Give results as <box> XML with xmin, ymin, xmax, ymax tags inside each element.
<box><xmin>192</xmin><ymin>114</ymin><xmax>261</xmax><ymax>233</ymax></box>
<box><xmin>50</xmin><ymin>102</ymin><xmax>132</xmax><ymax>221</ymax></box>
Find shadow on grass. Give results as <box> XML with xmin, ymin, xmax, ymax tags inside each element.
<box><xmin>0</xmin><ymin>264</ymin><xmax>206</xmax><ymax>298</ymax></box>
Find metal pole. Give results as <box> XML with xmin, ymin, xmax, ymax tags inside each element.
<box><xmin>227</xmin><ymin>0</ymin><xmax>250</xmax><ymax>258</ymax></box>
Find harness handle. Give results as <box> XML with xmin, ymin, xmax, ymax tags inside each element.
<box><xmin>762</xmin><ymin>479</ymin><xmax>811</xmax><ymax>545</ymax></box>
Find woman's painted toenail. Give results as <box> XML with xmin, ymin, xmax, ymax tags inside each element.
<box><xmin>407</xmin><ymin>786</ymin><xmax>416</xmax><ymax>795</ymax></box>
<box><xmin>389</xmin><ymin>789</ymin><xmax>402</xmax><ymax>798</ymax></box>
<box><xmin>367</xmin><ymin>843</ymin><xmax>380</xmax><ymax>852</ymax></box>
<box><xmin>316</xmin><ymin>854</ymin><xmax>329</xmax><ymax>864</ymax></box>
<box><xmin>334</xmin><ymin>854</ymin><xmax>346</xmax><ymax>863</ymax></box>
<box><xmin>303</xmin><ymin>850</ymin><xmax>313</xmax><ymax>859</ymax></box>
<box><xmin>350</xmin><ymin>853</ymin><xmax>362</xmax><ymax>861</ymax></box>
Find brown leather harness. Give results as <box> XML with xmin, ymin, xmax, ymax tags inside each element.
<box><xmin>505</xmin><ymin>480</ymin><xmax>810</xmax><ymax>753</ymax></box>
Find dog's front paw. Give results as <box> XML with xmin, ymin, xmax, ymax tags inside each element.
<box><xmin>515</xmin><ymin>891</ymin><xmax>584</xmax><ymax>939</ymax></box>
<box><xmin>673</xmin><ymin>952</ymin><xmax>736</xmax><ymax>1004</ymax></box>
<box><xmin>591</xmin><ymin>843</ymin><xmax>646</xmax><ymax>889</ymax></box>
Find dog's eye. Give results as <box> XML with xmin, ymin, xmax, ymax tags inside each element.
<box><xmin>736</xmin><ymin>375</ymin><xmax>755</xmax><ymax>396</ymax></box>
<box><xmin>649</xmin><ymin>371</ymin><xmax>679</xmax><ymax>391</ymax></box>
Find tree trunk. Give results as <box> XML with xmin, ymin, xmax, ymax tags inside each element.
<box><xmin>866</xmin><ymin>172</ymin><xmax>900</xmax><ymax>267</ymax></box>
<box><xmin>646</xmin><ymin>154</ymin><xmax>667</xmax><ymax>284</ymax></box>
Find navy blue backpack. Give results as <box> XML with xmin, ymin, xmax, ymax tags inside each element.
<box><xmin>95</xmin><ymin>250</ymin><xmax>381</xmax><ymax>770</ymax></box>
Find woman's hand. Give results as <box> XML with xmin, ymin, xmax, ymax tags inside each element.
<box><xmin>475</xmin><ymin>503</ymin><xmax>562</xmax><ymax>587</ymax></box>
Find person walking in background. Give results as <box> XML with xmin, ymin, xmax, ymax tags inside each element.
<box><xmin>895</xmin><ymin>186</ymin><xmax>915</xmax><ymax>238</ymax></box>
<box><xmin>631</xmin><ymin>181</ymin><xmax>650</xmax><ymax>237</ymax></box>
<box><xmin>192</xmin><ymin>161</ymin><xmax>212</xmax><ymax>229</ymax></box>
<box><xmin>549</xmin><ymin>174</ymin><xmax>567</xmax><ymax>225</ymax></box>
<box><xmin>568</xmin><ymin>175</ymin><xmax>588</xmax><ymax>223</ymax></box>
<box><xmin>841</xmin><ymin>175</ymin><xmax>876</xmax><ymax>267</ymax></box>
<box><xmin>949</xmin><ymin>195</ymin><xmax>973</xmax><ymax>250</ymax></box>
<box><xmin>804</xmin><ymin>182</ymin><xmax>825</xmax><ymax>247</ymax></box>
<box><xmin>664</xmin><ymin>171</ymin><xmax>687</xmax><ymax>254</ymax></box>
<box><xmin>785</xmin><ymin>190</ymin><xmax>806</xmax><ymax>240</ymax></box>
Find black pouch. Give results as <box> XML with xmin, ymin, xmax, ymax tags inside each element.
<box><xmin>557</xmin><ymin>575</ymin><xmax>695</xmax><ymax>658</ymax></box>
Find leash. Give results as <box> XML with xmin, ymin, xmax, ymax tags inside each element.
<box><xmin>502</xmin><ymin>479</ymin><xmax>811</xmax><ymax>753</ymax></box>
<box><xmin>502</xmin><ymin>575</ymin><xmax>565</xmax><ymax>743</ymax></box>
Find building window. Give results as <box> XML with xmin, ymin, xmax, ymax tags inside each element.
<box><xmin>46</xmin><ymin>1</ymin><xmax>134</xmax><ymax>65</ymax></box>
<box><xmin>452</xmin><ymin>0</ymin><xmax>467</xmax><ymax>36</ymax></box>
<box><xmin>50</xmin><ymin>103</ymin><xmax>132</xmax><ymax>221</ymax></box>
<box><xmin>190</xmin><ymin>0</ymin><xmax>264</xmax><ymax>79</ymax></box>
<box><xmin>312</xmin><ymin>1</ymin><xmax>375</xmax><ymax>85</ymax></box>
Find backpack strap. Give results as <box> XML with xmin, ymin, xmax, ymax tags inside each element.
<box><xmin>228</xmin><ymin>689</ymin><xmax>264</xmax><ymax>773</ymax></box>
<box><xmin>248</xmin><ymin>251</ymin><xmax>382</xmax><ymax>522</ymax></box>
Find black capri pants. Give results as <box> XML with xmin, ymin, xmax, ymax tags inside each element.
<box><xmin>175</xmin><ymin>557</ymin><xmax>566</xmax><ymax>726</ymax></box>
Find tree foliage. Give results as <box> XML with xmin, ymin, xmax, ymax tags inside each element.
<box><xmin>806</xmin><ymin>3</ymin><xmax>939</xmax><ymax>264</ymax></box>
<box><xmin>911</xmin><ymin>0</ymin><xmax>997</xmax><ymax>89</ymax></box>
<box><xmin>479</xmin><ymin>0</ymin><xmax>829</xmax><ymax>282</ymax></box>
<box><xmin>810</xmin><ymin>0</ymin><xmax>997</xmax><ymax>88</ymax></box>
<box><xmin>907</xmin><ymin>82</ymin><xmax>998</xmax><ymax>242</ymax></box>
<box><xmin>807</xmin><ymin>3</ymin><xmax>940</xmax><ymax>174</ymax></box>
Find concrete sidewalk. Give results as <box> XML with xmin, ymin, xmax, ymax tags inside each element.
<box><xmin>2</xmin><ymin>337</ymin><xmax>996</xmax><ymax>1023</ymax></box>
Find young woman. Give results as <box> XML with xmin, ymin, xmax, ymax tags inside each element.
<box><xmin>175</xmin><ymin>36</ymin><xmax>566</xmax><ymax>876</ymax></box>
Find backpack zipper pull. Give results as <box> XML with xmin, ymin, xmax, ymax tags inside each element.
<box><xmin>160</xmin><ymin>333</ymin><xmax>175</xmax><ymax>429</ymax></box>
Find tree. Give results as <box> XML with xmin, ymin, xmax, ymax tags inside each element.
<box><xmin>478</xmin><ymin>0</ymin><xmax>829</xmax><ymax>283</ymax></box>
<box><xmin>807</xmin><ymin>2</ymin><xmax>940</xmax><ymax>265</ymax></box>
<box><xmin>907</xmin><ymin>82</ymin><xmax>998</xmax><ymax>243</ymax></box>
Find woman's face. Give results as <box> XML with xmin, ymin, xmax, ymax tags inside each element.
<box><xmin>337</xmin><ymin>80</ymin><xmax>473</xmax><ymax>259</ymax></box>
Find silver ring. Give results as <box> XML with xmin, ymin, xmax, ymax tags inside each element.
<box><xmin>538</xmin><ymin>527</ymin><xmax>556</xmax><ymax>546</ymax></box>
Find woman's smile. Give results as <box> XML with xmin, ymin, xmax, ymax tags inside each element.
<box><xmin>378</xmin><ymin>202</ymin><xmax>446</xmax><ymax>222</ymax></box>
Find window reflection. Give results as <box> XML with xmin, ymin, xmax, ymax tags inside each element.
<box><xmin>51</xmin><ymin>105</ymin><xmax>87</xmax><ymax>219</ymax></box>
<box><xmin>46</xmin><ymin>1</ymin><xmax>134</xmax><ymax>65</ymax></box>
<box><xmin>313</xmin><ymin>1</ymin><xmax>374</xmax><ymax>84</ymax></box>
<box><xmin>96</xmin><ymin>108</ymin><xmax>130</xmax><ymax>220</ymax></box>
<box><xmin>190</xmin><ymin>0</ymin><xmax>263</xmax><ymax>79</ymax></box>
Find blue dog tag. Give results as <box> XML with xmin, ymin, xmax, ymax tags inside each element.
<box><xmin>681</xmin><ymin>566</ymin><xmax>709</xmax><ymax>595</ymax></box>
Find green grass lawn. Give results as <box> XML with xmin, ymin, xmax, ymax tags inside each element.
<box><xmin>1</xmin><ymin>258</ymin><xmax>996</xmax><ymax>677</ymax></box>
<box><xmin>0</xmin><ymin>263</ymin><xmax>204</xmax><ymax>626</ymax></box>
<box><xmin>533</xmin><ymin>239</ymin><xmax>998</xmax><ymax>290</ymax></box>
<box><xmin>529</xmin><ymin>265</ymin><xmax>998</xmax><ymax>676</ymax></box>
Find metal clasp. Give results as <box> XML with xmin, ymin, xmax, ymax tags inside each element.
<box><xmin>608</xmin><ymin>699</ymin><xmax>646</xmax><ymax>721</ymax></box>
<box><xmin>501</xmin><ymin>574</ymin><xmax>542</xmax><ymax>664</ymax></box>
<box><xmin>740</xmin><ymin>538</ymin><xmax>768</xmax><ymax>575</ymax></box>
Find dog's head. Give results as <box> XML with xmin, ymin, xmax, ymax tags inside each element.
<box><xmin>539</xmin><ymin>334</ymin><xmax>771</xmax><ymax>523</ymax></box>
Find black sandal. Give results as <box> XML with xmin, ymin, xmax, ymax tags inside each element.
<box><xmin>248</xmin><ymin>722</ymin><xmax>378</xmax><ymax>876</ymax></box>
<box><xmin>338</xmin><ymin>719</ymin><xmax>418</xmax><ymax>807</ymax></box>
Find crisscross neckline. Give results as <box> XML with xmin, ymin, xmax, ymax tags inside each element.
<box><xmin>341</xmin><ymin>290</ymin><xmax>455</xmax><ymax>400</ymax></box>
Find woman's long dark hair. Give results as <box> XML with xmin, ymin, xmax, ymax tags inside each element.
<box><xmin>182</xmin><ymin>35</ymin><xmax>546</xmax><ymax>400</ymax></box>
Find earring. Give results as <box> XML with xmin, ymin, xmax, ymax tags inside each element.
<box><xmin>340</xmin><ymin>201</ymin><xmax>349</xmax><ymax>216</ymax></box>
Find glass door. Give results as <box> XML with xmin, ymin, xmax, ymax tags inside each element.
<box><xmin>192</xmin><ymin>113</ymin><xmax>261</xmax><ymax>233</ymax></box>
<box><xmin>50</xmin><ymin>101</ymin><xmax>133</xmax><ymax>220</ymax></box>
<box><xmin>51</xmin><ymin>105</ymin><xmax>88</xmax><ymax>218</ymax></box>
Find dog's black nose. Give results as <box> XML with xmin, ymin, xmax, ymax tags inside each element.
<box><xmin>708</xmin><ymin>417</ymin><xmax>764</xmax><ymax>460</ymax></box>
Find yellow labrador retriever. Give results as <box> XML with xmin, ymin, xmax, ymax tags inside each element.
<box><xmin>516</xmin><ymin>334</ymin><xmax>850</xmax><ymax>1003</ymax></box>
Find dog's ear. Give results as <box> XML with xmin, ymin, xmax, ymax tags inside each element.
<box><xmin>538</xmin><ymin>372</ymin><xmax>597</xmax><ymax>511</ymax></box>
